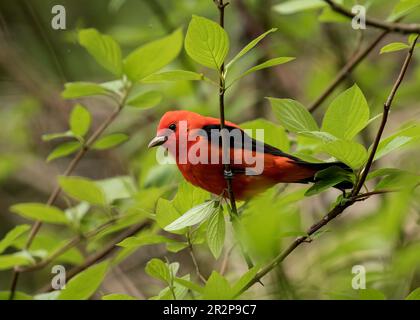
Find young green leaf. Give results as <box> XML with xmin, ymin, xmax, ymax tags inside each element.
<box><xmin>322</xmin><ymin>84</ymin><xmax>370</xmax><ymax>140</ymax></box>
<box><xmin>269</xmin><ymin>98</ymin><xmax>319</xmax><ymax>133</ymax></box>
<box><xmin>126</xmin><ymin>91</ymin><xmax>162</xmax><ymax>109</ymax></box>
<box><xmin>231</xmin><ymin>266</ymin><xmax>259</xmax><ymax>297</ymax></box>
<box><xmin>57</xmin><ymin>261</ymin><xmax>109</xmax><ymax>300</ymax></box>
<box><xmin>92</xmin><ymin>133</ymin><xmax>129</xmax><ymax>150</ymax></box>
<box><xmin>10</xmin><ymin>203</ymin><xmax>68</xmax><ymax>224</ymax></box>
<box><xmin>145</xmin><ymin>258</ymin><xmax>171</xmax><ymax>283</ymax></box>
<box><xmin>202</xmin><ymin>271</ymin><xmax>232</xmax><ymax>300</ymax></box>
<box><xmin>142</xmin><ymin>70</ymin><xmax>204</xmax><ymax>83</ymax></box>
<box><xmin>58</xmin><ymin>176</ymin><xmax>107</xmax><ymax>206</ymax></box>
<box><xmin>380</xmin><ymin>42</ymin><xmax>410</xmax><ymax>54</ymax></box>
<box><xmin>117</xmin><ymin>234</ymin><xmax>173</xmax><ymax>248</ymax></box>
<box><xmin>321</xmin><ymin>140</ymin><xmax>368</xmax><ymax>169</ymax></box>
<box><xmin>0</xmin><ymin>253</ymin><xmax>33</xmax><ymax>271</ymax></box>
<box><xmin>174</xmin><ymin>277</ymin><xmax>204</xmax><ymax>294</ymax></box>
<box><xmin>42</xmin><ymin>131</ymin><xmax>74</xmax><ymax>142</ymax></box>
<box><xmin>47</xmin><ymin>141</ymin><xmax>81</xmax><ymax>162</ymax></box>
<box><xmin>358</xmin><ymin>289</ymin><xmax>386</xmax><ymax>300</ymax></box>
<box><xmin>124</xmin><ymin>28</ymin><xmax>183</xmax><ymax>81</ymax></box>
<box><xmin>0</xmin><ymin>225</ymin><xmax>30</xmax><ymax>254</ymax></box>
<box><xmin>0</xmin><ymin>291</ymin><xmax>32</xmax><ymax>300</ymax></box>
<box><xmin>230</xmin><ymin>57</ymin><xmax>294</xmax><ymax>85</ymax></box>
<box><xmin>406</xmin><ymin>288</ymin><xmax>420</xmax><ymax>300</ymax></box>
<box><xmin>389</xmin><ymin>0</ymin><xmax>420</xmax><ymax>21</ymax></box>
<box><xmin>305</xmin><ymin>166</ymin><xmax>353</xmax><ymax>197</ymax></box>
<box><xmin>241</xmin><ymin>118</ymin><xmax>290</xmax><ymax>152</ymax></box>
<box><xmin>62</xmin><ymin>82</ymin><xmax>110</xmax><ymax>99</ymax></box>
<box><xmin>70</xmin><ymin>104</ymin><xmax>91</xmax><ymax>137</ymax></box>
<box><xmin>206</xmin><ymin>209</ymin><xmax>225</xmax><ymax>259</ymax></box>
<box><xmin>185</xmin><ymin>15</ymin><xmax>229</xmax><ymax>70</ymax></box>
<box><xmin>78</xmin><ymin>29</ymin><xmax>122</xmax><ymax>76</ymax></box>
<box><xmin>273</xmin><ymin>0</ymin><xmax>325</xmax><ymax>14</ymax></box>
<box><xmin>102</xmin><ymin>293</ymin><xmax>137</xmax><ymax>300</ymax></box>
<box><xmin>164</xmin><ymin>200</ymin><xmax>219</xmax><ymax>232</ymax></box>
<box><xmin>226</xmin><ymin>28</ymin><xmax>277</xmax><ymax>70</ymax></box>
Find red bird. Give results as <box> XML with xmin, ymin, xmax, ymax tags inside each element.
<box><xmin>148</xmin><ymin>110</ymin><xmax>351</xmax><ymax>200</ymax></box>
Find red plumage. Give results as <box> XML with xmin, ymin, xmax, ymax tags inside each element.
<box><xmin>148</xmin><ymin>110</ymin><xmax>351</xmax><ymax>200</ymax></box>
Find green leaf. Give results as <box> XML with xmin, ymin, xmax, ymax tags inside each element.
<box><xmin>241</xmin><ymin>118</ymin><xmax>290</xmax><ymax>152</ymax></box>
<box><xmin>0</xmin><ymin>291</ymin><xmax>32</xmax><ymax>300</ymax></box>
<box><xmin>389</xmin><ymin>0</ymin><xmax>420</xmax><ymax>21</ymax></box>
<box><xmin>145</xmin><ymin>258</ymin><xmax>170</xmax><ymax>283</ymax></box>
<box><xmin>203</xmin><ymin>271</ymin><xmax>232</xmax><ymax>300</ymax></box>
<box><xmin>124</xmin><ymin>28</ymin><xmax>183</xmax><ymax>81</ymax></box>
<box><xmin>406</xmin><ymin>288</ymin><xmax>420</xmax><ymax>300</ymax></box>
<box><xmin>269</xmin><ymin>98</ymin><xmax>319</xmax><ymax>133</ymax></box>
<box><xmin>58</xmin><ymin>176</ymin><xmax>107</xmax><ymax>206</ymax></box>
<box><xmin>0</xmin><ymin>225</ymin><xmax>30</xmax><ymax>254</ymax></box>
<box><xmin>358</xmin><ymin>289</ymin><xmax>386</xmax><ymax>300</ymax></box>
<box><xmin>374</xmin><ymin>125</ymin><xmax>419</xmax><ymax>160</ymax></box>
<box><xmin>78</xmin><ymin>29</ymin><xmax>122</xmax><ymax>76</ymax></box>
<box><xmin>117</xmin><ymin>234</ymin><xmax>173</xmax><ymax>248</ymax></box>
<box><xmin>70</xmin><ymin>104</ymin><xmax>91</xmax><ymax>137</ymax></box>
<box><xmin>206</xmin><ymin>209</ymin><xmax>225</xmax><ymax>259</ymax></box>
<box><xmin>380</xmin><ymin>42</ymin><xmax>410</xmax><ymax>54</ymax></box>
<box><xmin>58</xmin><ymin>261</ymin><xmax>109</xmax><ymax>300</ymax></box>
<box><xmin>42</xmin><ymin>131</ymin><xmax>74</xmax><ymax>142</ymax></box>
<box><xmin>62</xmin><ymin>82</ymin><xmax>110</xmax><ymax>99</ymax></box>
<box><xmin>231</xmin><ymin>266</ymin><xmax>259</xmax><ymax>297</ymax></box>
<box><xmin>174</xmin><ymin>277</ymin><xmax>204</xmax><ymax>294</ymax></box>
<box><xmin>92</xmin><ymin>133</ymin><xmax>129</xmax><ymax>150</ymax></box>
<box><xmin>47</xmin><ymin>141</ymin><xmax>81</xmax><ymax>162</ymax></box>
<box><xmin>10</xmin><ymin>203</ymin><xmax>68</xmax><ymax>224</ymax></box>
<box><xmin>305</xmin><ymin>166</ymin><xmax>354</xmax><ymax>197</ymax></box>
<box><xmin>102</xmin><ymin>293</ymin><xmax>137</xmax><ymax>300</ymax></box>
<box><xmin>142</xmin><ymin>70</ymin><xmax>204</xmax><ymax>83</ymax></box>
<box><xmin>230</xmin><ymin>57</ymin><xmax>294</xmax><ymax>85</ymax></box>
<box><xmin>156</xmin><ymin>198</ymin><xmax>185</xmax><ymax>235</ymax></box>
<box><xmin>321</xmin><ymin>140</ymin><xmax>368</xmax><ymax>169</ymax></box>
<box><xmin>322</xmin><ymin>84</ymin><xmax>370</xmax><ymax>140</ymax></box>
<box><xmin>0</xmin><ymin>253</ymin><xmax>32</xmax><ymax>271</ymax></box>
<box><xmin>126</xmin><ymin>91</ymin><xmax>162</xmax><ymax>109</ymax></box>
<box><xmin>164</xmin><ymin>200</ymin><xmax>219</xmax><ymax>232</ymax></box>
<box><xmin>298</xmin><ymin>131</ymin><xmax>338</xmax><ymax>143</ymax></box>
<box><xmin>273</xmin><ymin>0</ymin><xmax>325</xmax><ymax>14</ymax></box>
<box><xmin>226</xmin><ymin>28</ymin><xmax>277</xmax><ymax>70</ymax></box>
<box><xmin>185</xmin><ymin>15</ymin><xmax>229</xmax><ymax>70</ymax></box>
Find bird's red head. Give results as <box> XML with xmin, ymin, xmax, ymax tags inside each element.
<box><xmin>148</xmin><ymin>110</ymin><xmax>206</xmax><ymax>150</ymax></box>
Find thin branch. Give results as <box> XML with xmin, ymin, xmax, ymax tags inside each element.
<box><xmin>236</xmin><ymin>37</ymin><xmax>419</xmax><ymax>297</ymax></box>
<box><xmin>323</xmin><ymin>0</ymin><xmax>420</xmax><ymax>34</ymax></box>
<box><xmin>309</xmin><ymin>30</ymin><xmax>389</xmax><ymax>112</ymax></box>
<box><xmin>9</xmin><ymin>85</ymin><xmax>132</xmax><ymax>299</ymax></box>
<box><xmin>38</xmin><ymin>221</ymin><xmax>150</xmax><ymax>293</ymax></box>
<box><xmin>187</xmin><ymin>233</ymin><xmax>206</xmax><ymax>283</ymax></box>
<box><xmin>352</xmin><ymin>34</ymin><xmax>419</xmax><ymax>196</ymax></box>
<box><xmin>214</xmin><ymin>0</ymin><xmax>238</xmax><ymax>216</ymax></box>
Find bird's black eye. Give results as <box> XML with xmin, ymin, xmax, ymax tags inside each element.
<box><xmin>169</xmin><ymin>123</ymin><xmax>176</xmax><ymax>131</ymax></box>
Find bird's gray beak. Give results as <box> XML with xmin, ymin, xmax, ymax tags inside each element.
<box><xmin>148</xmin><ymin>135</ymin><xmax>168</xmax><ymax>148</ymax></box>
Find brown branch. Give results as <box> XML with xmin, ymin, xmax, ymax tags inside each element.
<box><xmin>236</xmin><ymin>36</ymin><xmax>419</xmax><ymax>297</ymax></box>
<box><xmin>15</xmin><ymin>218</ymin><xmax>119</xmax><ymax>273</ymax></box>
<box><xmin>324</xmin><ymin>0</ymin><xmax>420</xmax><ymax>34</ymax></box>
<box><xmin>38</xmin><ymin>221</ymin><xmax>150</xmax><ymax>293</ymax></box>
<box><xmin>309</xmin><ymin>30</ymin><xmax>389</xmax><ymax>112</ymax></box>
<box><xmin>352</xmin><ymin>34</ymin><xmax>419</xmax><ymax>196</ymax></box>
<box><xmin>8</xmin><ymin>86</ymin><xmax>132</xmax><ymax>299</ymax></box>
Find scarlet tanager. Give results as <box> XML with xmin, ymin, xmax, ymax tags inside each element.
<box><xmin>148</xmin><ymin>110</ymin><xmax>352</xmax><ymax>200</ymax></box>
